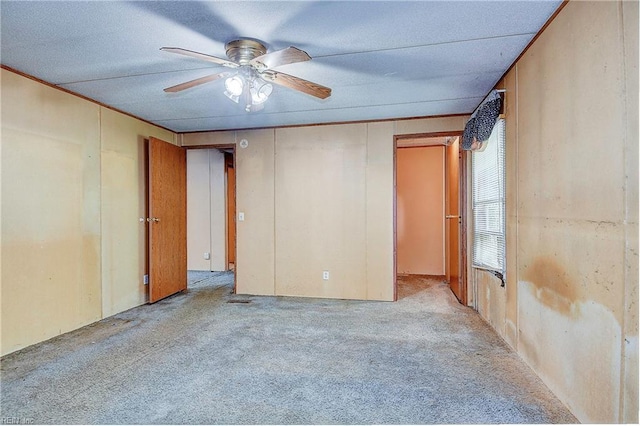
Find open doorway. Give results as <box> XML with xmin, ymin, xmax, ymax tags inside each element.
<box><xmin>186</xmin><ymin>146</ymin><xmax>236</xmax><ymax>292</ymax></box>
<box><xmin>224</xmin><ymin>151</ymin><xmax>236</xmax><ymax>272</ymax></box>
<box><xmin>394</xmin><ymin>133</ymin><xmax>466</xmax><ymax>304</ymax></box>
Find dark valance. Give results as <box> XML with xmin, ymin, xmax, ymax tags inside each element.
<box><xmin>462</xmin><ymin>90</ymin><xmax>502</xmax><ymax>151</ymax></box>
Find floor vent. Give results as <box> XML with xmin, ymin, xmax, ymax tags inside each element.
<box><xmin>227</xmin><ymin>299</ymin><xmax>252</xmax><ymax>304</ymax></box>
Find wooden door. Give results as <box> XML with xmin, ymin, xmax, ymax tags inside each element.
<box><xmin>225</xmin><ymin>152</ymin><xmax>236</xmax><ymax>269</ymax></box>
<box><xmin>445</xmin><ymin>138</ymin><xmax>464</xmax><ymax>303</ymax></box>
<box><xmin>148</xmin><ymin>137</ymin><xmax>187</xmax><ymax>303</ymax></box>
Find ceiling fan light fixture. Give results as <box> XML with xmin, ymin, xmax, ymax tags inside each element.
<box><xmin>224</xmin><ymin>75</ymin><xmax>244</xmax><ymax>97</ymax></box>
<box><xmin>250</xmin><ymin>79</ymin><xmax>273</xmax><ymax>105</ymax></box>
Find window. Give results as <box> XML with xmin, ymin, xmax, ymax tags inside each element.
<box><xmin>472</xmin><ymin>119</ymin><xmax>506</xmax><ymax>273</ymax></box>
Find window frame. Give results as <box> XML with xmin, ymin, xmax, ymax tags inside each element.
<box><xmin>471</xmin><ymin>118</ymin><xmax>506</xmax><ymax>275</ymax></box>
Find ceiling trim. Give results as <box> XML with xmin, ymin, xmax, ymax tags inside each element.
<box><xmin>182</xmin><ymin>113</ymin><xmax>470</xmax><ymax>135</ymax></box>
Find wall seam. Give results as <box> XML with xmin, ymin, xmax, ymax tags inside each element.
<box><xmin>365</xmin><ymin>123</ymin><xmax>369</xmax><ymax>300</ymax></box>
<box><xmin>98</xmin><ymin>106</ymin><xmax>104</xmax><ymax>320</ymax></box>
<box><xmin>273</xmin><ymin>128</ymin><xmax>277</xmax><ymax>296</ymax></box>
<box><xmin>514</xmin><ymin>62</ymin><xmax>520</xmax><ymax>357</ymax></box>
<box><xmin>617</xmin><ymin>0</ymin><xmax>629</xmax><ymax>421</ymax></box>
<box><xmin>442</xmin><ymin>146</ymin><xmax>444</xmax><ymax>272</ymax></box>
<box><xmin>208</xmin><ymin>150</ymin><xmax>213</xmax><ymax>271</ymax></box>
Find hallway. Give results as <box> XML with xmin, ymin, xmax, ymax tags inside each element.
<box><xmin>0</xmin><ymin>275</ymin><xmax>576</xmax><ymax>424</ymax></box>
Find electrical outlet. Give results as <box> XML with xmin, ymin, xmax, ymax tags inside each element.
<box><xmin>323</xmin><ymin>271</ymin><xmax>329</xmax><ymax>280</ymax></box>
<box><xmin>143</xmin><ymin>274</ymin><xmax>149</xmax><ymax>285</ymax></box>
<box><xmin>204</xmin><ymin>252</ymin><xmax>210</xmax><ymax>260</ymax></box>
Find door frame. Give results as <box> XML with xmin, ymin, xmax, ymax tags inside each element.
<box><xmin>393</xmin><ymin>131</ymin><xmax>466</xmax><ymax>302</ymax></box>
<box><xmin>224</xmin><ymin>150</ymin><xmax>236</xmax><ymax>272</ymax></box>
<box><xmin>184</xmin><ymin>144</ymin><xmax>237</xmax><ymax>292</ymax></box>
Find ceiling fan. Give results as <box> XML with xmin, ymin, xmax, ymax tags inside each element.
<box><xmin>161</xmin><ymin>39</ymin><xmax>331</xmax><ymax>112</ymax></box>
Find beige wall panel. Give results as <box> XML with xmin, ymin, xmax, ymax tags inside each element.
<box><xmin>516</xmin><ymin>1</ymin><xmax>625</xmax><ymax>224</ymax></box>
<box><xmin>235</xmin><ymin>129</ymin><xmax>275</xmax><ymax>296</ymax></box>
<box><xmin>100</xmin><ymin>108</ymin><xmax>176</xmax><ymax>151</ymax></box>
<box><xmin>469</xmin><ymin>2</ymin><xmax>636</xmax><ymax>422</ymax></box>
<box><xmin>517</xmin><ymin>216</ymin><xmax>625</xmax><ymax>423</ymax></box>
<box><xmin>475</xmin><ymin>270</ymin><xmax>506</xmax><ymax>338</ymax></box>
<box><xmin>181</xmin><ymin>131</ymin><xmax>236</xmax><ymax>147</ymax></box>
<box><xmin>502</xmin><ymin>70</ymin><xmax>519</xmax><ymax>349</ymax></box>
<box><xmin>1</xmin><ymin>70</ymin><xmax>102</xmax><ymax>355</ymax></box>
<box><xmin>187</xmin><ymin>149</ymin><xmax>212</xmax><ymax>271</ymax></box>
<box><xmin>623</xmin><ymin>222</ymin><xmax>638</xmax><ymax>423</ymax></box>
<box><xmin>101</xmin><ymin>149</ymin><xmax>146</xmax><ymax>315</ymax></box>
<box><xmin>100</xmin><ymin>107</ymin><xmax>176</xmax><ymax>316</ymax></box>
<box><xmin>622</xmin><ymin>0</ymin><xmax>639</xmax><ymax>422</ymax></box>
<box><xmin>365</xmin><ymin>122</ymin><xmax>395</xmax><ymax>301</ymax></box>
<box><xmin>514</xmin><ymin>8</ymin><xmax>630</xmax><ymax>421</ymax></box>
<box><xmin>395</xmin><ymin>116</ymin><xmax>466</xmax><ymax>136</ymax></box>
<box><xmin>623</xmin><ymin>0</ymin><xmax>639</xmax><ymax>226</ymax></box>
<box><xmin>396</xmin><ymin>147</ymin><xmax>445</xmax><ymax>275</ymax></box>
<box><xmin>275</xmin><ymin>124</ymin><xmax>367</xmax><ymax>299</ymax></box>
<box><xmin>518</xmin><ymin>276</ymin><xmax>621</xmax><ymax>423</ymax></box>
<box><xmin>1</xmin><ymin>70</ymin><xmax>99</xmax><ymax>144</ymax></box>
<box><xmin>2</xmin><ymin>132</ymin><xmax>101</xmax><ymax>355</ymax></box>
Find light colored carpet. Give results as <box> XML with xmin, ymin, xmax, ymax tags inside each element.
<box><xmin>0</xmin><ymin>273</ymin><xmax>577</xmax><ymax>424</ymax></box>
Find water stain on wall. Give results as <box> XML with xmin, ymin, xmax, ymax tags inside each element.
<box><xmin>522</xmin><ymin>256</ymin><xmax>581</xmax><ymax>318</ymax></box>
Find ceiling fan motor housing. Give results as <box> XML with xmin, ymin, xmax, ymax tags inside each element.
<box><xmin>225</xmin><ymin>39</ymin><xmax>267</xmax><ymax>65</ymax></box>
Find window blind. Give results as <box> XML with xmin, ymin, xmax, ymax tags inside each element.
<box><xmin>472</xmin><ymin>119</ymin><xmax>506</xmax><ymax>273</ymax></box>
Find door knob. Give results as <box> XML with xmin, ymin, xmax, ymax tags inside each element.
<box><xmin>445</xmin><ymin>215</ymin><xmax>460</xmax><ymax>219</ymax></box>
<box><xmin>146</xmin><ymin>217</ymin><xmax>160</xmax><ymax>223</ymax></box>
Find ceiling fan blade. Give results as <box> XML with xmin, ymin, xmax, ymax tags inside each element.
<box><xmin>261</xmin><ymin>70</ymin><xmax>331</xmax><ymax>99</ymax></box>
<box><xmin>160</xmin><ymin>47</ymin><xmax>239</xmax><ymax>69</ymax></box>
<box><xmin>249</xmin><ymin>46</ymin><xmax>311</xmax><ymax>71</ymax></box>
<box><xmin>164</xmin><ymin>71</ymin><xmax>234</xmax><ymax>93</ymax></box>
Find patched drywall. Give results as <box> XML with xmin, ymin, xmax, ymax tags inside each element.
<box><xmin>471</xmin><ymin>1</ymin><xmax>638</xmax><ymax>423</ymax></box>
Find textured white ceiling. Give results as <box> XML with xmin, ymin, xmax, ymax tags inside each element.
<box><xmin>1</xmin><ymin>1</ymin><xmax>562</xmax><ymax>132</ymax></box>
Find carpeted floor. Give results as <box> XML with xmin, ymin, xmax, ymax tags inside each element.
<box><xmin>0</xmin><ymin>273</ymin><xmax>577</xmax><ymax>424</ymax></box>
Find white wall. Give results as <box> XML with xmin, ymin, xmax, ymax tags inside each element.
<box><xmin>187</xmin><ymin>149</ymin><xmax>226</xmax><ymax>271</ymax></box>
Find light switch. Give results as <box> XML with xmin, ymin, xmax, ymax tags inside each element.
<box><xmin>238</xmin><ymin>212</ymin><xmax>245</xmax><ymax>221</ymax></box>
